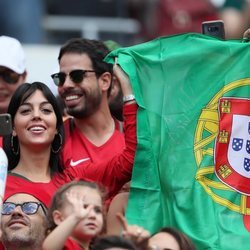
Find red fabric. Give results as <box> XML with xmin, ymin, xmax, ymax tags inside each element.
<box><xmin>4</xmin><ymin>104</ymin><xmax>137</xmax><ymax>207</ymax></box>
<box><xmin>4</xmin><ymin>174</ymin><xmax>58</xmax><ymax>207</ymax></box>
<box><xmin>62</xmin><ymin>114</ymin><xmax>125</xmax><ymax>168</ymax></box>
<box><xmin>0</xmin><ymin>137</ymin><xmax>2</xmax><ymax>147</ymax></box>
<box><xmin>63</xmin><ymin>239</ymin><xmax>84</xmax><ymax>250</ymax></box>
<box><xmin>154</xmin><ymin>0</ymin><xmax>219</xmax><ymax>38</ymax></box>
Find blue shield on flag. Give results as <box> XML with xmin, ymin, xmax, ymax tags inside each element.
<box><xmin>228</xmin><ymin>115</ymin><xmax>250</xmax><ymax>178</ymax></box>
<box><xmin>215</xmin><ymin>97</ymin><xmax>250</xmax><ymax>195</ymax></box>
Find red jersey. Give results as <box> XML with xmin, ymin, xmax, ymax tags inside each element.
<box><xmin>63</xmin><ymin>239</ymin><xmax>84</xmax><ymax>250</ymax></box>
<box><xmin>62</xmin><ymin>112</ymin><xmax>126</xmax><ymax>168</ymax></box>
<box><xmin>4</xmin><ymin>104</ymin><xmax>137</xmax><ymax>207</ymax></box>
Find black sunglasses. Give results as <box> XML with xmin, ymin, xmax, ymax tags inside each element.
<box><xmin>51</xmin><ymin>69</ymin><xmax>96</xmax><ymax>86</ymax></box>
<box><xmin>2</xmin><ymin>201</ymin><xmax>47</xmax><ymax>215</ymax></box>
<box><xmin>0</xmin><ymin>70</ymin><xmax>21</xmax><ymax>84</ymax></box>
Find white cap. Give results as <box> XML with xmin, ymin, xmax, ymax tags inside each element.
<box><xmin>0</xmin><ymin>36</ymin><xmax>26</xmax><ymax>74</ymax></box>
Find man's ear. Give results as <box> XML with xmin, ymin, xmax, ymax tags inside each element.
<box><xmin>52</xmin><ymin>210</ymin><xmax>64</xmax><ymax>225</ymax></box>
<box><xmin>99</xmin><ymin>72</ymin><xmax>112</xmax><ymax>92</ymax></box>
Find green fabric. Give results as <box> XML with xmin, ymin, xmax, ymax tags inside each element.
<box><xmin>105</xmin><ymin>33</ymin><xmax>250</xmax><ymax>250</ymax></box>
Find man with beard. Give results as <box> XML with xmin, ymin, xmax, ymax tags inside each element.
<box><xmin>104</xmin><ymin>40</ymin><xmax>124</xmax><ymax>123</ymax></box>
<box><xmin>1</xmin><ymin>192</ymin><xmax>48</xmax><ymax>250</ymax></box>
<box><xmin>51</xmin><ymin>39</ymin><xmax>136</xmax><ymax>196</ymax></box>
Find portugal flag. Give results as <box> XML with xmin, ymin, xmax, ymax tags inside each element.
<box><xmin>106</xmin><ymin>33</ymin><xmax>250</xmax><ymax>250</ymax></box>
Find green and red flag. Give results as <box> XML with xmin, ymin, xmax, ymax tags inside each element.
<box><xmin>106</xmin><ymin>33</ymin><xmax>250</xmax><ymax>250</ymax></box>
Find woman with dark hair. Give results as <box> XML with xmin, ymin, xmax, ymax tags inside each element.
<box><xmin>3</xmin><ymin>81</ymin><xmax>64</xmax><ymax>173</ymax></box>
<box><xmin>3</xmin><ymin>64</ymin><xmax>137</xmax><ymax>208</ymax></box>
<box><xmin>148</xmin><ymin>227</ymin><xmax>196</xmax><ymax>250</ymax></box>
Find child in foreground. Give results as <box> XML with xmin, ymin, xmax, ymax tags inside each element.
<box><xmin>42</xmin><ymin>180</ymin><xmax>104</xmax><ymax>250</ymax></box>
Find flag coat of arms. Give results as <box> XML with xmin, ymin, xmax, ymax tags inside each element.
<box><xmin>106</xmin><ymin>33</ymin><xmax>250</xmax><ymax>250</ymax></box>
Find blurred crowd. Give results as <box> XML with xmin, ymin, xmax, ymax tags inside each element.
<box><xmin>0</xmin><ymin>0</ymin><xmax>250</xmax><ymax>46</ymax></box>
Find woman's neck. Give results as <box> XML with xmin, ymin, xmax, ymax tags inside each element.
<box><xmin>12</xmin><ymin>146</ymin><xmax>52</xmax><ymax>182</ymax></box>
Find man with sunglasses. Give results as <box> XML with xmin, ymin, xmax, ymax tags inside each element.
<box><xmin>51</xmin><ymin>38</ymin><xmax>136</xmax><ymax>203</ymax></box>
<box><xmin>0</xmin><ymin>36</ymin><xmax>26</xmax><ymax>148</ymax></box>
<box><xmin>0</xmin><ymin>36</ymin><xmax>27</xmax><ymax>114</ymax></box>
<box><xmin>1</xmin><ymin>192</ymin><xmax>48</xmax><ymax>250</ymax></box>
<box><xmin>52</xmin><ymin>38</ymin><xmax>135</xmax><ymax>167</ymax></box>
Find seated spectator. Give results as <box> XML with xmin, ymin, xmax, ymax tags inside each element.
<box><xmin>43</xmin><ymin>180</ymin><xmax>104</xmax><ymax>250</ymax></box>
<box><xmin>1</xmin><ymin>192</ymin><xmax>48</xmax><ymax>250</ymax></box>
<box><xmin>148</xmin><ymin>227</ymin><xmax>196</xmax><ymax>250</ymax></box>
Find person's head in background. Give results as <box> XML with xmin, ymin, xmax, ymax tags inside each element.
<box><xmin>52</xmin><ymin>38</ymin><xmax>113</xmax><ymax>119</ymax></box>
<box><xmin>104</xmin><ymin>40</ymin><xmax>124</xmax><ymax>122</ymax></box>
<box><xmin>3</xmin><ymin>81</ymin><xmax>64</xmax><ymax>172</ymax></box>
<box><xmin>0</xmin><ymin>36</ymin><xmax>27</xmax><ymax>113</ymax></box>
<box><xmin>1</xmin><ymin>192</ymin><xmax>47</xmax><ymax>250</ymax></box>
<box><xmin>92</xmin><ymin>235</ymin><xmax>138</xmax><ymax>250</ymax></box>
<box><xmin>46</xmin><ymin>180</ymin><xmax>105</xmax><ymax>248</ymax></box>
<box><xmin>148</xmin><ymin>227</ymin><xmax>196</xmax><ymax>250</ymax></box>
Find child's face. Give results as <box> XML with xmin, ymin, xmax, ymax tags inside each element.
<box><xmin>62</xmin><ymin>185</ymin><xmax>104</xmax><ymax>242</ymax></box>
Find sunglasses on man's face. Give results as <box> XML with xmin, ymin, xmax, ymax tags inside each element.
<box><xmin>2</xmin><ymin>201</ymin><xmax>47</xmax><ymax>215</ymax></box>
<box><xmin>51</xmin><ymin>69</ymin><xmax>96</xmax><ymax>87</ymax></box>
<box><xmin>0</xmin><ymin>70</ymin><xmax>21</xmax><ymax>84</ymax></box>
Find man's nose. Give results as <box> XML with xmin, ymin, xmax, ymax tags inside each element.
<box><xmin>11</xmin><ymin>205</ymin><xmax>23</xmax><ymax>216</ymax></box>
<box><xmin>62</xmin><ymin>74</ymin><xmax>75</xmax><ymax>88</ymax></box>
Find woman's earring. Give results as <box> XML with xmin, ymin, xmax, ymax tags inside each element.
<box><xmin>11</xmin><ymin>135</ymin><xmax>19</xmax><ymax>156</ymax></box>
<box><xmin>51</xmin><ymin>133</ymin><xmax>63</xmax><ymax>154</ymax></box>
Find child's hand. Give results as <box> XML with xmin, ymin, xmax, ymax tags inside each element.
<box><xmin>65</xmin><ymin>190</ymin><xmax>93</xmax><ymax>220</ymax></box>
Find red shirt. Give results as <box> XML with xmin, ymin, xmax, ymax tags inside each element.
<box><xmin>62</xmin><ymin>114</ymin><xmax>125</xmax><ymax>168</ymax></box>
<box><xmin>4</xmin><ymin>104</ymin><xmax>137</xmax><ymax>207</ymax></box>
<box><xmin>63</xmin><ymin>239</ymin><xmax>84</xmax><ymax>250</ymax></box>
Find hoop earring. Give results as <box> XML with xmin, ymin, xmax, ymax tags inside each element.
<box><xmin>11</xmin><ymin>135</ymin><xmax>19</xmax><ymax>156</ymax></box>
<box><xmin>51</xmin><ymin>133</ymin><xmax>63</xmax><ymax>154</ymax></box>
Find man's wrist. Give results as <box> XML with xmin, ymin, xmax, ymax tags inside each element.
<box><xmin>123</xmin><ymin>94</ymin><xmax>135</xmax><ymax>103</ymax></box>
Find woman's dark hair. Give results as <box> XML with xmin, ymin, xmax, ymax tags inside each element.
<box><xmin>46</xmin><ymin>180</ymin><xmax>105</xmax><ymax>233</ymax></box>
<box><xmin>91</xmin><ymin>235</ymin><xmax>138</xmax><ymax>250</ymax></box>
<box><xmin>155</xmin><ymin>227</ymin><xmax>196</xmax><ymax>250</ymax></box>
<box><xmin>3</xmin><ymin>82</ymin><xmax>64</xmax><ymax>173</ymax></box>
